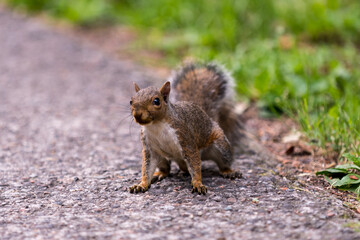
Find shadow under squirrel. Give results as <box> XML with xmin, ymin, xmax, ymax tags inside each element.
<box><xmin>129</xmin><ymin>62</ymin><xmax>246</xmax><ymax>194</ymax></box>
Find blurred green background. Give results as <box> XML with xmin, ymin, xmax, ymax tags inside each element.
<box><xmin>5</xmin><ymin>0</ymin><xmax>360</xmax><ymax>157</ymax></box>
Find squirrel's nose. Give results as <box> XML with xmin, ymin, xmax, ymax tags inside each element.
<box><xmin>134</xmin><ymin>112</ymin><xmax>143</xmax><ymax>122</ymax></box>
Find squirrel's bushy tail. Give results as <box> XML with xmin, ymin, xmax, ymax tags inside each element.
<box><xmin>171</xmin><ymin>62</ymin><xmax>232</xmax><ymax>120</ymax></box>
<box><xmin>170</xmin><ymin>62</ymin><xmax>245</xmax><ymax>151</ymax></box>
<box><xmin>170</xmin><ymin>62</ymin><xmax>276</xmax><ymax>163</ymax></box>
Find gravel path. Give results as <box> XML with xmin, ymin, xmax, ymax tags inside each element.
<box><xmin>0</xmin><ymin>9</ymin><xmax>359</xmax><ymax>240</ymax></box>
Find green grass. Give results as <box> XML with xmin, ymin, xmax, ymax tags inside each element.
<box><xmin>4</xmin><ymin>0</ymin><xmax>360</xmax><ymax>157</ymax></box>
<box><xmin>227</xmin><ymin>41</ymin><xmax>360</xmax><ymax>156</ymax></box>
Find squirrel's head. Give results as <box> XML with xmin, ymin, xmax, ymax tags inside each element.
<box><xmin>130</xmin><ymin>81</ymin><xmax>170</xmax><ymax>125</ymax></box>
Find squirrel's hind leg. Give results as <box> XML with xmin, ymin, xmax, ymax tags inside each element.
<box><xmin>151</xmin><ymin>158</ymin><xmax>171</xmax><ymax>183</ymax></box>
<box><xmin>203</xmin><ymin>127</ymin><xmax>242</xmax><ymax>179</ymax></box>
<box><xmin>182</xmin><ymin>147</ymin><xmax>207</xmax><ymax>195</ymax></box>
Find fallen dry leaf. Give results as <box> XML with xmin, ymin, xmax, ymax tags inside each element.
<box><xmin>357</xmin><ymin>207</ymin><xmax>360</xmax><ymax>214</ymax></box>
<box><xmin>285</xmin><ymin>142</ymin><xmax>312</xmax><ymax>156</ymax></box>
<box><xmin>349</xmin><ymin>175</ymin><xmax>359</xmax><ymax>180</ymax></box>
<box><xmin>282</xmin><ymin>131</ymin><xmax>302</xmax><ymax>143</ymax></box>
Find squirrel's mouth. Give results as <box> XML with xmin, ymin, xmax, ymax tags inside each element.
<box><xmin>134</xmin><ymin>117</ymin><xmax>153</xmax><ymax>125</ymax></box>
<box><xmin>137</xmin><ymin>121</ymin><xmax>152</xmax><ymax>125</ymax></box>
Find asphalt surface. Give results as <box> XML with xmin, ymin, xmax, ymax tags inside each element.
<box><xmin>0</xmin><ymin>8</ymin><xmax>359</xmax><ymax>240</ymax></box>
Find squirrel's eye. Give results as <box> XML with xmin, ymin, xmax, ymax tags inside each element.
<box><xmin>130</xmin><ymin>100</ymin><xmax>133</xmax><ymax>105</ymax></box>
<box><xmin>153</xmin><ymin>98</ymin><xmax>160</xmax><ymax>106</ymax></box>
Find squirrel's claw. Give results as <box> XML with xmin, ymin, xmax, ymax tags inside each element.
<box><xmin>220</xmin><ymin>169</ymin><xmax>242</xmax><ymax>180</ymax></box>
<box><xmin>129</xmin><ymin>183</ymin><xmax>149</xmax><ymax>193</ymax></box>
<box><xmin>191</xmin><ymin>182</ymin><xmax>207</xmax><ymax>195</ymax></box>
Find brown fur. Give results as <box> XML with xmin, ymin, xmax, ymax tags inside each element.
<box><xmin>171</xmin><ymin>62</ymin><xmax>247</xmax><ymax>154</ymax></box>
<box><xmin>129</xmin><ymin>63</ymin><xmax>242</xmax><ymax>195</ymax></box>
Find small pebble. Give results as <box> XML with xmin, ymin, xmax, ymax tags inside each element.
<box><xmin>225</xmin><ymin>206</ymin><xmax>232</xmax><ymax>211</ymax></box>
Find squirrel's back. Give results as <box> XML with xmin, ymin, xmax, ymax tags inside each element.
<box><xmin>170</xmin><ymin>62</ymin><xmax>245</xmax><ymax>152</ymax></box>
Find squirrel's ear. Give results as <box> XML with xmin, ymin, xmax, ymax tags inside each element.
<box><xmin>134</xmin><ymin>82</ymin><xmax>140</xmax><ymax>93</ymax></box>
<box><xmin>160</xmin><ymin>81</ymin><xmax>171</xmax><ymax>103</ymax></box>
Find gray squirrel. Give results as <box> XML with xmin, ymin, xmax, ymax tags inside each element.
<box><xmin>129</xmin><ymin>62</ymin><xmax>244</xmax><ymax>194</ymax></box>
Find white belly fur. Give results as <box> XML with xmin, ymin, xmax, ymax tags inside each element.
<box><xmin>143</xmin><ymin>121</ymin><xmax>183</xmax><ymax>160</ymax></box>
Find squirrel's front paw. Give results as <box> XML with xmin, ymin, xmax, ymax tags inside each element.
<box><xmin>129</xmin><ymin>182</ymin><xmax>150</xmax><ymax>193</ymax></box>
<box><xmin>191</xmin><ymin>181</ymin><xmax>207</xmax><ymax>195</ymax></box>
